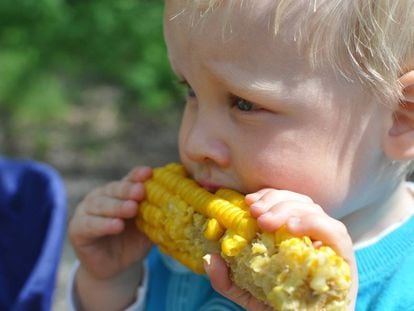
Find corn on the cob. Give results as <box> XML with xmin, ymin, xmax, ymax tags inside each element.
<box><xmin>136</xmin><ymin>163</ymin><xmax>351</xmax><ymax>310</ymax></box>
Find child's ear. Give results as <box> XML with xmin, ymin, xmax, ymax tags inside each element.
<box><xmin>383</xmin><ymin>70</ymin><xmax>414</xmax><ymax>161</ymax></box>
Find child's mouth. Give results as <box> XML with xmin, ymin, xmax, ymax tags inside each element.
<box><xmin>196</xmin><ymin>179</ymin><xmax>222</xmax><ymax>193</ymax></box>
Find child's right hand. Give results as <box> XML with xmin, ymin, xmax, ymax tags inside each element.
<box><xmin>69</xmin><ymin>166</ymin><xmax>153</xmax><ymax>281</ymax></box>
<box><xmin>205</xmin><ymin>188</ymin><xmax>358</xmax><ymax>311</ymax></box>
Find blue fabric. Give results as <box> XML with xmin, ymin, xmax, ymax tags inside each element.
<box><xmin>355</xmin><ymin>215</ymin><xmax>414</xmax><ymax>311</ymax></box>
<box><xmin>0</xmin><ymin>157</ymin><xmax>67</xmax><ymax>311</ymax></box>
<box><xmin>145</xmin><ymin>216</ymin><xmax>414</xmax><ymax>311</ymax></box>
<box><xmin>146</xmin><ymin>248</ymin><xmax>170</xmax><ymax>311</ymax></box>
<box><xmin>146</xmin><ymin>247</ymin><xmax>242</xmax><ymax>311</ymax></box>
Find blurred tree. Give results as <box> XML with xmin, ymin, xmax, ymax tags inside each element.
<box><xmin>0</xmin><ymin>0</ymin><xmax>181</xmax><ymax>155</ymax></box>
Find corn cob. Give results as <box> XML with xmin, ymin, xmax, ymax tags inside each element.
<box><xmin>136</xmin><ymin>163</ymin><xmax>351</xmax><ymax>310</ymax></box>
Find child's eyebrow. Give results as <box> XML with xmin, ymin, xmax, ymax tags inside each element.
<box><xmin>209</xmin><ymin>61</ymin><xmax>279</xmax><ymax>91</ymax></box>
<box><xmin>208</xmin><ymin>61</ymin><xmax>298</xmax><ymax>106</ymax></box>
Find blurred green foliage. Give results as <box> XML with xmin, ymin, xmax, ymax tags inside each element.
<box><xmin>0</xmin><ymin>0</ymin><xmax>180</xmax><ymax>133</ymax></box>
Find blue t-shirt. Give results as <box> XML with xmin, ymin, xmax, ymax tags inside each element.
<box><xmin>355</xmin><ymin>215</ymin><xmax>414</xmax><ymax>310</ymax></box>
<box><xmin>145</xmin><ymin>215</ymin><xmax>414</xmax><ymax>310</ymax></box>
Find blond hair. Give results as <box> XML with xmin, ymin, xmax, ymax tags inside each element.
<box><xmin>172</xmin><ymin>0</ymin><xmax>414</xmax><ymax>106</ymax></box>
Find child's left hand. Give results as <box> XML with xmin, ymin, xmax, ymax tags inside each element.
<box><xmin>204</xmin><ymin>188</ymin><xmax>358</xmax><ymax>311</ymax></box>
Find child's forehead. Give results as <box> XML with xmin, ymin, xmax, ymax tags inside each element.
<box><xmin>165</xmin><ymin>0</ymin><xmax>290</xmax><ymax>70</ymax></box>
<box><xmin>164</xmin><ymin>0</ymin><xmax>321</xmax><ymax>61</ymax></box>
<box><xmin>164</xmin><ymin>0</ymin><xmax>297</xmax><ymax>52</ymax></box>
<box><xmin>164</xmin><ymin>1</ymin><xmax>310</xmax><ymax>77</ymax></box>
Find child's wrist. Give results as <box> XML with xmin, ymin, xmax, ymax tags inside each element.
<box><xmin>76</xmin><ymin>262</ymin><xmax>144</xmax><ymax>311</ymax></box>
<box><xmin>78</xmin><ymin>261</ymin><xmax>143</xmax><ymax>282</ymax></box>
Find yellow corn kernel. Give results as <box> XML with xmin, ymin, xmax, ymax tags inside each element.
<box><xmin>152</xmin><ymin>166</ymin><xmax>257</xmax><ymax>240</ymax></box>
<box><xmin>274</xmin><ymin>226</ymin><xmax>295</xmax><ymax>245</ymax></box>
<box><xmin>216</xmin><ymin>188</ymin><xmax>249</xmax><ymax>210</ymax></box>
<box><xmin>164</xmin><ymin>162</ymin><xmax>187</xmax><ymax>175</ymax></box>
<box><xmin>204</xmin><ymin>218</ymin><xmax>225</xmax><ymax>241</ymax></box>
<box><xmin>221</xmin><ymin>231</ymin><xmax>248</xmax><ymax>257</ymax></box>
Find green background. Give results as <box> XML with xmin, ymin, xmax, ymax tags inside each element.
<box><xmin>0</xmin><ymin>0</ymin><xmax>182</xmax><ymax>162</ymax></box>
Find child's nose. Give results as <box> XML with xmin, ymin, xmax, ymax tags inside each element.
<box><xmin>182</xmin><ymin>118</ymin><xmax>230</xmax><ymax>167</ymax></box>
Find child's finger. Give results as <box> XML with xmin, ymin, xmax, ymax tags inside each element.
<box><xmin>245</xmin><ymin>188</ymin><xmax>272</xmax><ymax>202</ymax></box>
<box><xmin>247</xmin><ymin>189</ymin><xmax>314</xmax><ymax>218</ymax></box>
<box><xmin>71</xmin><ymin>214</ymin><xmax>125</xmax><ymax>242</ymax></box>
<box><xmin>286</xmin><ymin>213</ymin><xmax>352</xmax><ymax>258</ymax></box>
<box><xmin>246</xmin><ymin>188</ymin><xmax>313</xmax><ymax>204</ymax></box>
<box><xmin>84</xmin><ymin>197</ymin><xmax>138</xmax><ymax>219</ymax></box>
<box><xmin>203</xmin><ymin>253</ymin><xmax>272</xmax><ymax>311</ymax></box>
<box><xmin>256</xmin><ymin>201</ymin><xmax>321</xmax><ymax>232</ymax></box>
<box><xmin>102</xmin><ymin>180</ymin><xmax>145</xmax><ymax>200</ymax></box>
<box><xmin>123</xmin><ymin>166</ymin><xmax>152</xmax><ymax>182</ymax></box>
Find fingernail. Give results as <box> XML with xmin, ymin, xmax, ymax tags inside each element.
<box><xmin>246</xmin><ymin>192</ymin><xmax>261</xmax><ymax>201</ymax></box>
<box><xmin>251</xmin><ymin>200</ymin><xmax>265</xmax><ymax>210</ymax></box>
<box><xmin>257</xmin><ymin>212</ymin><xmax>274</xmax><ymax>225</ymax></box>
<box><xmin>203</xmin><ymin>254</ymin><xmax>211</xmax><ymax>266</ymax></box>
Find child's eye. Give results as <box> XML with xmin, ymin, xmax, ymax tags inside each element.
<box><xmin>234</xmin><ymin>97</ymin><xmax>256</xmax><ymax>112</ymax></box>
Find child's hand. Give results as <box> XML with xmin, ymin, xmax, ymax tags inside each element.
<box><xmin>205</xmin><ymin>188</ymin><xmax>358</xmax><ymax>311</ymax></box>
<box><xmin>246</xmin><ymin>189</ymin><xmax>356</xmax><ymax>272</ymax></box>
<box><xmin>69</xmin><ymin>166</ymin><xmax>153</xmax><ymax>281</ymax></box>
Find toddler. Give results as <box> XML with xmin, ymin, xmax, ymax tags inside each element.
<box><xmin>68</xmin><ymin>0</ymin><xmax>414</xmax><ymax>310</ymax></box>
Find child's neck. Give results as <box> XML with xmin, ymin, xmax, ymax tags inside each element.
<box><xmin>343</xmin><ymin>182</ymin><xmax>414</xmax><ymax>249</ymax></box>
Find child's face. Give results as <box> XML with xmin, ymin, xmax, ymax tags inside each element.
<box><xmin>164</xmin><ymin>1</ymin><xmax>392</xmax><ymax>219</ymax></box>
